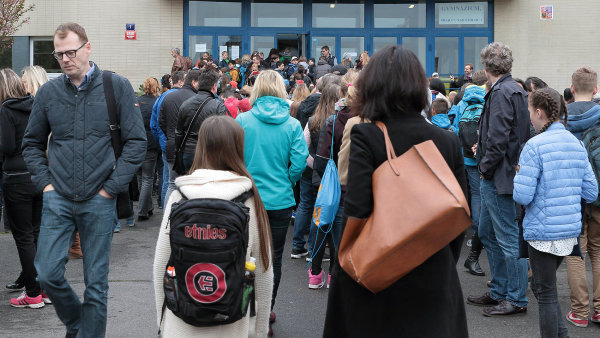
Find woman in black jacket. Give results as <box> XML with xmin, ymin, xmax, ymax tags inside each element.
<box><xmin>323</xmin><ymin>46</ymin><xmax>468</xmax><ymax>337</ymax></box>
<box><xmin>136</xmin><ymin>78</ymin><xmax>160</xmax><ymax>221</ymax></box>
<box><xmin>0</xmin><ymin>68</ymin><xmax>45</xmax><ymax>308</ymax></box>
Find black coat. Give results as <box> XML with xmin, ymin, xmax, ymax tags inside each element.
<box><xmin>295</xmin><ymin>93</ymin><xmax>321</xmax><ymax>130</ymax></box>
<box><xmin>0</xmin><ymin>95</ymin><xmax>34</xmax><ymax>183</ymax></box>
<box><xmin>477</xmin><ymin>74</ymin><xmax>530</xmax><ymax>195</ymax></box>
<box><xmin>159</xmin><ymin>84</ymin><xmax>197</xmax><ymax>161</ymax></box>
<box><xmin>451</xmin><ymin>74</ymin><xmax>473</xmax><ymax>89</ymax></box>
<box><xmin>176</xmin><ymin>90</ymin><xmax>227</xmax><ymax>155</ymax></box>
<box><xmin>137</xmin><ymin>95</ymin><xmax>159</xmax><ymax>152</ymax></box>
<box><xmin>323</xmin><ymin>113</ymin><xmax>468</xmax><ymax>338</ymax></box>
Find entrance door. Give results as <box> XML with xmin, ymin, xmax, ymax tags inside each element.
<box><xmin>277</xmin><ymin>34</ymin><xmax>304</xmax><ymax>58</ymax></box>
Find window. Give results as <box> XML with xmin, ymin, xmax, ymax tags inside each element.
<box><xmin>312</xmin><ymin>37</ymin><xmax>335</xmax><ymax>61</ymax></box>
<box><xmin>251</xmin><ymin>1</ymin><xmax>303</xmax><ymax>27</ymax></box>
<box><xmin>0</xmin><ymin>47</ymin><xmax>11</xmax><ymax>69</ymax></box>
<box><xmin>464</xmin><ymin>36</ymin><xmax>488</xmax><ymax>72</ymax></box>
<box><xmin>341</xmin><ymin>37</ymin><xmax>364</xmax><ymax>65</ymax></box>
<box><xmin>435</xmin><ymin>1</ymin><xmax>488</xmax><ymax>28</ymax></box>
<box><xmin>312</xmin><ymin>1</ymin><xmax>364</xmax><ymax>28</ymax></box>
<box><xmin>218</xmin><ymin>36</ymin><xmax>242</xmax><ymax>62</ymax></box>
<box><xmin>189</xmin><ymin>1</ymin><xmax>242</xmax><ymax>27</ymax></box>
<box><xmin>189</xmin><ymin>35</ymin><xmax>213</xmax><ymax>62</ymax></box>
<box><xmin>434</xmin><ymin>37</ymin><xmax>458</xmax><ymax>74</ymax></box>
<box><xmin>251</xmin><ymin>36</ymin><xmax>274</xmax><ymax>58</ymax></box>
<box><xmin>31</xmin><ymin>38</ymin><xmax>61</xmax><ymax>74</ymax></box>
<box><xmin>373</xmin><ymin>37</ymin><xmax>397</xmax><ymax>53</ymax></box>
<box><xmin>374</xmin><ymin>1</ymin><xmax>426</xmax><ymax>28</ymax></box>
<box><xmin>403</xmin><ymin>37</ymin><xmax>427</xmax><ymax>70</ymax></box>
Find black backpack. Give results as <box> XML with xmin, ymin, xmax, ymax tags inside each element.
<box><xmin>458</xmin><ymin>102</ymin><xmax>484</xmax><ymax>159</ymax></box>
<box><xmin>161</xmin><ymin>188</ymin><xmax>255</xmax><ymax>328</ymax></box>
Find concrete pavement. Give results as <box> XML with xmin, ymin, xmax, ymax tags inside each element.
<box><xmin>1</xmin><ymin>205</ymin><xmax>599</xmax><ymax>337</ymax></box>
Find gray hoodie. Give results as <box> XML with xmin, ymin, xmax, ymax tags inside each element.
<box><xmin>315</xmin><ymin>59</ymin><xmax>331</xmax><ymax>80</ymax></box>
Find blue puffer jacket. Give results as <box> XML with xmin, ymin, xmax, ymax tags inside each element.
<box><xmin>431</xmin><ymin>114</ymin><xmax>451</xmax><ymax>130</ymax></box>
<box><xmin>513</xmin><ymin>123</ymin><xmax>598</xmax><ymax>241</ymax></box>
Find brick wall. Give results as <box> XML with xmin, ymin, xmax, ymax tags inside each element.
<box><xmin>494</xmin><ymin>0</ymin><xmax>600</xmax><ymax>91</ymax></box>
<box><xmin>15</xmin><ymin>0</ymin><xmax>183</xmax><ymax>90</ymax></box>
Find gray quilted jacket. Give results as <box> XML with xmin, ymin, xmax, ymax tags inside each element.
<box><xmin>22</xmin><ymin>63</ymin><xmax>146</xmax><ymax>201</ymax></box>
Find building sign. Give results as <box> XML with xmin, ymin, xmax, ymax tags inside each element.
<box><xmin>540</xmin><ymin>5</ymin><xmax>553</xmax><ymax>20</ymax></box>
<box><xmin>438</xmin><ymin>2</ymin><xmax>486</xmax><ymax>25</ymax></box>
<box><xmin>125</xmin><ymin>23</ymin><xmax>136</xmax><ymax>40</ymax></box>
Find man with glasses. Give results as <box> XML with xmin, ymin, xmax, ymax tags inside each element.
<box><xmin>22</xmin><ymin>22</ymin><xmax>146</xmax><ymax>338</ymax></box>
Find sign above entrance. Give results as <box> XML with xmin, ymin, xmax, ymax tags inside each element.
<box><xmin>438</xmin><ymin>2</ymin><xmax>486</xmax><ymax>25</ymax></box>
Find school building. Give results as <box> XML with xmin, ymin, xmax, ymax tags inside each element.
<box><xmin>5</xmin><ymin>0</ymin><xmax>600</xmax><ymax>90</ymax></box>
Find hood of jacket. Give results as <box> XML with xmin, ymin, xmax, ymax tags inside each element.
<box><xmin>175</xmin><ymin>169</ymin><xmax>252</xmax><ymax>200</ymax></box>
<box><xmin>2</xmin><ymin>95</ymin><xmax>33</xmax><ymax>115</ymax></box>
<box><xmin>317</xmin><ymin>59</ymin><xmax>327</xmax><ymax>66</ymax></box>
<box><xmin>566</xmin><ymin>102</ymin><xmax>600</xmax><ymax>135</ymax></box>
<box><xmin>431</xmin><ymin>114</ymin><xmax>451</xmax><ymax>129</ymax></box>
<box><xmin>250</xmin><ymin>96</ymin><xmax>290</xmax><ymax>125</ymax></box>
<box><xmin>462</xmin><ymin>85</ymin><xmax>486</xmax><ymax>104</ymax></box>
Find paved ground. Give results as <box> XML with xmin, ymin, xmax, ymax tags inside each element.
<box><xmin>1</xmin><ymin>204</ymin><xmax>600</xmax><ymax>337</ymax></box>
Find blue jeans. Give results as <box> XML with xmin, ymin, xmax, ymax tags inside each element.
<box><xmin>267</xmin><ymin>207</ymin><xmax>293</xmax><ymax>309</ymax></box>
<box><xmin>292</xmin><ymin>177</ymin><xmax>316</xmax><ymax>252</ymax></box>
<box><xmin>35</xmin><ymin>190</ymin><xmax>116</xmax><ymax>337</ymax></box>
<box><xmin>161</xmin><ymin>152</ymin><xmax>169</xmax><ymax>208</ymax></box>
<box><xmin>465</xmin><ymin>166</ymin><xmax>481</xmax><ymax>233</ymax></box>
<box><xmin>479</xmin><ymin>179</ymin><xmax>528</xmax><ymax>307</ymax></box>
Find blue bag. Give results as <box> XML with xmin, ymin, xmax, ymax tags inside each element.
<box><xmin>312</xmin><ymin>115</ymin><xmax>341</xmax><ymax>227</ymax></box>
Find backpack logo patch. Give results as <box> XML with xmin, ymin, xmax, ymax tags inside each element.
<box><xmin>186</xmin><ymin>263</ymin><xmax>227</xmax><ymax>304</ymax></box>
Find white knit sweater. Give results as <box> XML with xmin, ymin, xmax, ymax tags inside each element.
<box><xmin>153</xmin><ymin>169</ymin><xmax>273</xmax><ymax>338</ymax></box>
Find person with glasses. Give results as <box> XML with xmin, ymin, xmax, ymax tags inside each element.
<box><xmin>21</xmin><ymin>22</ymin><xmax>146</xmax><ymax>338</ymax></box>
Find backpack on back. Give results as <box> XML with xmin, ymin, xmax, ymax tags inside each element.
<box><xmin>162</xmin><ymin>188</ymin><xmax>254</xmax><ymax>327</ymax></box>
<box><xmin>458</xmin><ymin>102</ymin><xmax>484</xmax><ymax>159</ymax></box>
<box><xmin>581</xmin><ymin>125</ymin><xmax>600</xmax><ymax>207</ymax></box>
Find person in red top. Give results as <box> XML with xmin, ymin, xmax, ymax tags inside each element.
<box><xmin>222</xmin><ymin>90</ymin><xmax>240</xmax><ymax>118</ymax></box>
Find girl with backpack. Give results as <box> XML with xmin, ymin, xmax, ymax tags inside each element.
<box><xmin>153</xmin><ymin>116</ymin><xmax>273</xmax><ymax>337</ymax></box>
<box><xmin>513</xmin><ymin>88</ymin><xmax>598</xmax><ymax>338</ymax></box>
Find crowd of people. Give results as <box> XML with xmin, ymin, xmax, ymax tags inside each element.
<box><xmin>1</xmin><ymin>21</ymin><xmax>600</xmax><ymax>338</ymax></box>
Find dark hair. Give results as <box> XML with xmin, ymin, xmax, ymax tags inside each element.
<box><xmin>161</xmin><ymin>74</ymin><xmax>171</xmax><ymax>89</ymax></box>
<box><xmin>524</xmin><ymin>77</ymin><xmax>548</xmax><ymax>93</ymax></box>
<box><xmin>564</xmin><ymin>87</ymin><xmax>573</xmax><ymax>102</ymax></box>
<box><xmin>529</xmin><ymin>87</ymin><xmax>568</xmax><ymax>133</ymax></box>
<box><xmin>321</xmin><ymin>45</ymin><xmax>330</xmax><ymax>51</ymax></box>
<box><xmin>276</xmin><ymin>61</ymin><xmax>283</xmax><ymax>68</ymax></box>
<box><xmin>431</xmin><ymin>98</ymin><xmax>449</xmax><ymax>116</ymax></box>
<box><xmin>465</xmin><ymin>63</ymin><xmax>474</xmax><ymax>70</ymax></box>
<box><xmin>184</xmin><ymin>69</ymin><xmax>201</xmax><ymax>86</ymax></box>
<box><xmin>172</xmin><ymin>71</ymin><xmax>185</xmax><ymax>85</ymax></box>
<box><xmin>228</xmin><ymin>60</ymin><xmax>236</xmax><ymax>65</ymax></box>
<box><xmin>197</xmin><ymin>69</ymin><xmax>219</xmax><ymax>92</ymax></box>
<box><xmin>54</xmin><ymin>22</ymin><xmax>88</xmax><ymax>43</ymax></box>
<box><xmin>429</xmin><ymin>78</ymin><xmax>447</xmax><ymax>96</ymax></box>
<box><xmin>514</xmin><ymin>78</ymin><xmax>526</xmax><ymax>89</ymax></box>
<box><xmin>354</xmin><ymin>46</ymin><xmax>428</xmax><ymax>121</ymax></box>
<box><xmin>190</xmin><ymin>116</ymin><xmax>272</xmax><ymax>270</ymax></box>
<box><xmin>221</xmin><ymin>90</ymin><xmax>235</xmax><ymax>99</ymax></box>
<box><xmin>297</xmin><ymin>65</ymin><xmax>305</xmax><ymax>74</ymax></box>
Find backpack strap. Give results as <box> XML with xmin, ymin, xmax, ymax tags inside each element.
<box><xmin>102</xmin><ymin>71</ymin><xmax>122</xmax><ymax>158</ymax></box>
<box><xmin>232</xmin><ymin>190</ymin><xmax>254</xmax><ymax>204</ymax></box>
<box><xmin>158</xmin><ymin>299</ymin><xmax>167</xmax><ymax>336</ymax></box>
<box><xmin>176</xmin><ymin>187</ymin><xmax>189</xmax><ymax>201</ymax></box>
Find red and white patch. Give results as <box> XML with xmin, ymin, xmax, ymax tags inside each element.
<box><xmin>134</xmin><ymin>103</ymin><xmax>140</xmax><ymax>107</ymax></box>
<box><xmin>185</xmin><ymin>263</ymin><xmax>226</xmax><ymax>304</ymax></box>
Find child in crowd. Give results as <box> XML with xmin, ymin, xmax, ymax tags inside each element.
<box><xmin>153</xmin><ymin>116</ymin><xmax>273</xmax><ymax>337</ymax></box>
<box><xmin>228</xmin><ymin>60</ymin><xmax>240</xmax><ymax>84</ymax></box>
<box><xmin>430</xmin><ymin>98</ymin><xmax>451</xmax><ymax>130</ymax></box>
<box><xmin>513</xmin><ymin>88</ymin><xmax>598</xmax><ymax>338</ymax></box>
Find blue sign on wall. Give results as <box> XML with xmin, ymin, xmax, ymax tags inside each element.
<box><xmin>126</xmin><ymin>23</ymin><xmax>135</xmax><ymax>31</ymax></box>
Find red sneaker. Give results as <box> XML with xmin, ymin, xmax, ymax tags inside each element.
<box><xmin>269</xmin><ymin>311</ymin><xmax>276</xmax><ymax>324</ymax></box>
<box><xmin>41</xmin><ymin>290</ymin><xmax>52</xmax><ymax>304</ymax></box>
<box><xmin>566</xmin><ymin>311</ymin><xmax>588</xmax><ymax>327</ymax></box>
<box><xmin>10</xmin><ymin>291</ymin><xmax>45</xmax><ymax>309</ymax></box>
<box><xmin>591</xmin><ymin>311</ymin><xmax>600</xmax><ymax>323</ymax></box>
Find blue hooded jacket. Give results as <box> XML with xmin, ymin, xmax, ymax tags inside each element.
<box><xmin>236</xmin><ymin>96</ymin><xmax>308</xmax><ymax>210</ymax></box>
<box><xmin>448</xmin><ymin>85</ymin><xmax>486</xmax><ymax>166</ymax></box>
<box><xmin>513</xmin><ymin>123</ymin><xmax>598</xmax><ymax>241</ymax></box>
<box><xmin>431</xmin><ymin>114</ymin><xmax>451</xmax><ymax>130</ymax></box>
<box><xmin>565</xmin><ymin>101</ymin><xmax>600</xmax><ymax>140</ymax></box>
<box><xmin>150</xmin><ymin>88</ymin><xmax>178</xmax><ymax>152</ymax></box>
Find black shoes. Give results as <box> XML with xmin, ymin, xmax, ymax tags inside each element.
<box><xmin>483</xmin><ymin>300</ymin><xmax>527</xmax><ymax>317</ymax></box>
<box><xmin>65</xmin><ymin>330</ymin><xmax>78</xmax><ymax>338</ymax></box>
<box><xmin>291</xmin><ymin>248</ymin><xmax>308</xmax><ymax>259</ymax></box>
<box><xmin>467</xmin><ymin>292</ymin><xmax>499</xmax><ymax>307</ymax></box>
<box><xmin>464</xmin><ymin>254</ymin><xmax>485</xmax><ymax>276</ymax></box>
<box><xmin>6</xmin><ymin>281</ymin><xmax>24</xmax><ymax>290</ymax></box>
<box><xmin>137</xmin><ymin>215</ymin><xmax>150</xmax><ymax>222</ymax></box>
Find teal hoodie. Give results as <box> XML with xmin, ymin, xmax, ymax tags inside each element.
<box><xmin>236</xmin><ymin>96</ymin><xmax>308</xmax><ymax>210</ymax></box>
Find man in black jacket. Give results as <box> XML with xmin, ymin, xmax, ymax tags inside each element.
<box><xmin>176</xmin><ymin>69</ymin><xmax>227</xmax><ymax>173</ymax></box>
<box><xmin>450</xmin><ymin>63</ymin><xmax>474</xmax><ymax>89</ymax></box>
<box><xmin>21</xmin><ymin>23</ymin><xmax>146</xmax><ymax>337</ymax></box>
<box><xmin>466</xmin><ymin>42</ymin><xmax>530</xmax><ymax>317</ymax></box>
<box><xmin>159</xmin><ymin>69</ymin><xmax>201</xmax><ymax>204</ymax></box>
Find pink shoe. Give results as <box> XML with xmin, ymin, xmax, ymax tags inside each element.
<box><xmin>327</xmin><ymin>274</ymin><xmax>331</xmax><ymax>288</ymax></box>
<box><xmin>591</xmin><ymin>311</ymin><xmax>600</xmax><ymax>323</ymax></box>
<box><xmin>10</xmin><ymin>291</ymin><xmax>45</xmax><ymax>309</ymax></box>
<box><xmin>566</xmin><ymin>310</ymin><xmax>588</xmax><ymax>327</ymax></box>
<box><xmin>308</xmin><ymin>269</ymin><xmax>324</xmax><ymax>289</ymax></box>
<box><xmin>41</xmin><ymin>290</ymin><xmax>52</xmax><ymax>304</ymax></box>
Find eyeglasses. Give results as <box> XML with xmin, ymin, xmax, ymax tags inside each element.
<box><xmin>52</xmin><ymin>42</ymin><xmax>87</xmax><ymax>60</ymax></box>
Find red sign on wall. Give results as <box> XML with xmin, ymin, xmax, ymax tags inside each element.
<box><xmin>125</xmin><ymin>30</ymin><xmax>136</xmax><ymax>40</ymax></box>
